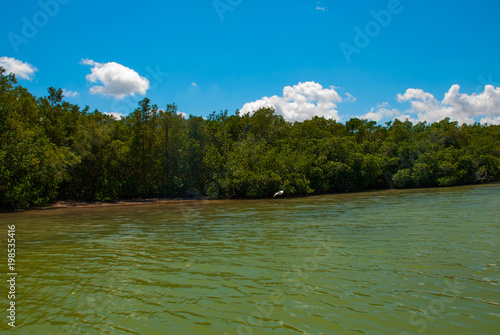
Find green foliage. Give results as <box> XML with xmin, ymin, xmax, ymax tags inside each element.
<box><xmin>393</xmin><ymin>169</ymin><xmax>412</xmax><ymax>188</ymax></box>
<box><xmin>0</xmin><ymin>68</ymin><xmax>499</xmax><ymax>210</ymax></box>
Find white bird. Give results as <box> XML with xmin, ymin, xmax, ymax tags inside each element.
<box><xmin>273</xmin><ymin>190</ymin><xmax>284</xmax><ymax>197</ymax></box>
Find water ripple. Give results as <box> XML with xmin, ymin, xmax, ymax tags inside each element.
<box><xmin>4</xmin><ymin>184</ymin><xmax>500</xmax><ymax>334</ymax></box>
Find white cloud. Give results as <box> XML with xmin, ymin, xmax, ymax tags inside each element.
<box><xmin>396</xmin><ymin>84</ymin><xmax>500</xmax><ymax>124</ymax></box>
<box><xmin>240</xmin><ymin>81</ymin><xmax>345</xmax><ymax>122</ymax></box>
<box><xmin>242</xmin><ymin>82</ymin><xmax>500</xmax><ymax>125</ymax></box>
<box><xmin>190</xmin><ymin>82</ymin><xmax>198</xmax><ymax>88</ymax></box>
<box><xmin>361</xmin><ymin>102</ymin><xmax>397</xmax><ymax>122</ymax></box>
<box><xmin>81</xmin><ymin>59</ymin><xmax>149</xmax><ymax>99</ymax></box>
<box><xmin>63</xmin><ymin>89</ymin><xmax>79</xmax><ymax>98</ymax></box>
<box><xmin>104</xmin><ymin>112</ymin><xmax>126</xmax><ymax>120</ymax></box>
<box><xmin>0</xmin><ymin>57</ymin><xmax>37</xmax><ymax>80</ymax></box>
<box><xmin>345</xmin><ymin>92</ymin><xmax>357</xmax><ymax>103</ymax></box>
<box><xmin>480</xmin><ymin>115</ymin><xmax>500</xmax><ymax>125</ymax></box>
<box><xmin>316</xmin><ymin>6</ymin><xmax>326</xmax><ymax>11</ymax></box>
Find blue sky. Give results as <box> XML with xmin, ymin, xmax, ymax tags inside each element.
<box><xmin>1</xmin><ymin>0</ymin><xmax>500</xmax><ymax>124</ymax></box>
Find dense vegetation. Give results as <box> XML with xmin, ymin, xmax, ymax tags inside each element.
<box><xmin>1</xmin><ymin>68</ymin><xmax>499</xmax><ymax>210</ymax></box>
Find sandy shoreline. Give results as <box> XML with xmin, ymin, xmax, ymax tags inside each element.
<box><xmin>27</xmin><ymin>197</ymin><xmax>211</xmax><ymax>211</ymax></box>
<box><xmin>6</xmin><ymin>182</ymin><xmax>499</xmax><ymax>213</ymax></box>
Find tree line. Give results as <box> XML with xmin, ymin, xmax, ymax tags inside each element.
<box><xmin>1</xmin><ymin>68</ymin><xmax>499</xmax><ymax>210</ymax></box>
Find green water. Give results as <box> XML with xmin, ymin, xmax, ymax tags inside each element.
<box><xmin>1</xmin><ymin>184</ymin><xmax>499</xmax><ymax>335</ymax></box>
